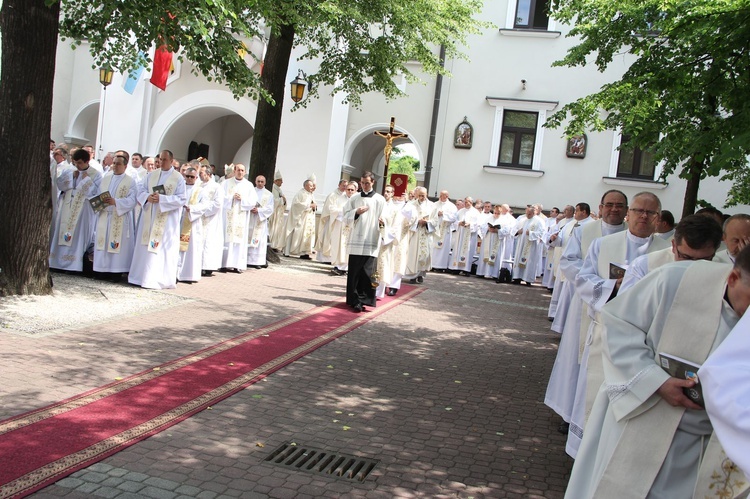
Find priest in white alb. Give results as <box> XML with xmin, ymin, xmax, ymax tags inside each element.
<box><xmin>269</xmin><ymin>170</ymin><xmax>287</xmax><ymax>251</ymax></box>
<box><xmin>315</xmin><ymin>179</ymin><xmax>347</xmax><ymax>264</ymax></box>
<box><xmin>449</xmin><ymin>196</ymin><xmax>480</xmax><ymax>275</ymax></box>
<box><xmin>92</xmin><ymin>154</ymin><xmax>137</xmax><ymax>280</ymax></box>
<box><xmin>511</xmin><ymin>205</ymin><xmax>545</xmax><ymax>285</ymax></box>
<box><xmin>284</xmin><ymin>176</ymin><xmax>317</xmax><ymax>259</ymax></box>
<box><xmin>565</xmin><ymin>254</ymin><xmax>750</xmax><ymax>499</ymax></box>
<box><xmin>177</xmin><ymin>167</ymin><xmax>210</xmax><ymax>282</ymax></box>
<box><xmin>50</xmin><ymin>148</ymin><xmax>103</xmax><ymax>272</ymax></box>
<box><xmin>221</xmin><ymin>163</ymin><xmax>257</xmax><ymax>272</ymax></box>
<box><xmin>128</xmin><ymin>150</ymin><xmax>187</xmax><ymax>289</ymax></box>
<box><xmin>199</xmin><ymin>162</ymin><xmax>224</xmax><ymax>276</ymax></box>
<box><xmin>402</xmin><ymin>187</ymin><xmax>435</xmax><ymax>284</ymax></box>
<box><xmin>430</xmin><ymin>190</ymin><xmax>457</xmax><ymax>272</ymax></box>
<box><xmin>247</xmin><ymin>175</ymin><xmax>274</xmax><ymax>269</ymax></box>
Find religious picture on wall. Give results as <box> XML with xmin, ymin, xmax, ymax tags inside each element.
<box><xmin>454</xmin><ymin>117</ymin><xmax>473</xmax><ymax>149</ymax></box>
<box><xmin>566</xmin><ymin>134</ymin><xmax>587</xmax><ymax>158</ymax></box>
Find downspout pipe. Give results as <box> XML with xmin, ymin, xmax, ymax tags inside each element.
<box><xmin>423</xmin><ymin>44</ymin><xmax>446</xmax><ymax>197</ymax></box>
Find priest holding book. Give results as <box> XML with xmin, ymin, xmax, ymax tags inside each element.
<box><xmin>92</xmin><ymin>154</ymin><xmax>137</xmax><ymax>280</ymax></box>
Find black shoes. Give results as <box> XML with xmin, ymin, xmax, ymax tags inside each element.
<box><xmin>352</xmin><ymin>303</ymin><xmax>366</xmax><ymax>313</ymax></box>
<box><xmin>386</xmin><ymin>288</ymin><xmax>397</xmax><ymax>296</ymax></box>
<box><xmin>299</xmin><ymin>254</ymin><xmax>311</xmax><ymax>260</ymax></box>
<box><xmin>558</xmin><ymin>422</ymin><xmax>570</xmax><ymax>435</ymax></box>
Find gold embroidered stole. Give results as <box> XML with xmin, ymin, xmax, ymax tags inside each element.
<box><xmin>96</xmin><ymin>174</ymin><xmax>133</xmax><ymax>254</ymax></box>
<box><xmin>225</xmin><ymin>179</ymin><xmax>248</xmax><ymax>244</ymax></box>
<box><xmin>249</xmin><ymin>189</ymin><xmax>272</xmax><ymax>248</ymax></box>
<box><xmin>452</xmin><ymin>209</ymin><xmax>473</xmax><ymax>267</ymax></box>
<box><xmin>140</xmin><ymin>170</ymin><xmax>181</xmax><ymax>253</ymax></box>
<box><xmin>180</xmin><ymin>184</ymin><xmax>203</xmax><ymax>252</ymax></box>
<box><xmin>57</xmin><ymin>174</ymin><xmax>95</xmax><ymax>246</ymax></box>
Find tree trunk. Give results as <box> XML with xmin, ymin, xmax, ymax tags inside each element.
<box><xmin>681</xmin><ymin>157</ymin><xmax>703</xmax><ymax>219</ymax></box>
<box><xmin>249</xmin><ymin>24</ymin><xmax>295</xmax><ymax>187</ymax></box>
<box><xmin>0</xmin><ymin>0</ymin><xmax>59</xmax><ymax>296</ymax></box>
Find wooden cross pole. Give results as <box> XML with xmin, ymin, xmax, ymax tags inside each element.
<box><xmin>373</xmin><ymin>116</ymin><xmax>408</xmax><ymax>194</ymax></box>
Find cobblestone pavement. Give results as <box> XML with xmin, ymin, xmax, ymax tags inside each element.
<box><xmin>1</xmin><ymin>256</ymin><xmax>573</xmax><ymax>498</ymax></box>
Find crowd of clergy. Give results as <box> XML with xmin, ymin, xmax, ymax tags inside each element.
<box><xmin>49</xmin><ymin>139</ymin><xmax>750</xmax><ymax>496</ymax></box>
<box><xmin>535</xmin><ymin>189</ymin><xmax>750</xmax><ymax>498</ymax></box>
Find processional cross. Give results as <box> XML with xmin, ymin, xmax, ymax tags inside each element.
<box><xmin>374</xmin><ymin>116</ymin><xmax>408</xmax><ymax>193</ymax></box>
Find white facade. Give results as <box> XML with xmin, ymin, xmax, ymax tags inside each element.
<box><xmin>50</xmin><ymin>0</ymin><xmax>746</xmax><ymax>216</ymax></box>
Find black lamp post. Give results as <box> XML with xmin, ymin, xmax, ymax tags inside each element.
<box><xmin>289</xmin><ymin>69</ymin><xmax>308</xmax><ymax>103</ymax></box>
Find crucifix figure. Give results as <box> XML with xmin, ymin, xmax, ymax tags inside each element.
<box><xmin>374</xmin><ymin>116</ymin><xmax>408</xmax><ymax>193</ymax></box>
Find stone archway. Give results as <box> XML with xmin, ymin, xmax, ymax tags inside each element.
<box><xmin>65</xmin><ymin>100</ymin><xmax>100</xmax><ymax>146</ymax></box>
<box><xmin>149</xmin><ymin>90</ymin><xmax>258</xmax><ymax>172</ymax></box>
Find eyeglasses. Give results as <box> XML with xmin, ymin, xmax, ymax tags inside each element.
<box><xmin>675</xmin><ymin>246</ymin><xmax>715</xmax><ymax>261</ymax></box>
<box><xmin>185</xmin><ymin>175</ymin><xmax>197</xmax><ymax>179</ymax></box>
<box><xmin>603</xmin><ymin>203</ymin><xmax>626</xmax><ymax>209</ymax></box>
<box><xmin>629</xmin><ymin>208</ymin><xmax>659</xmax><ymax>218</ymax></box>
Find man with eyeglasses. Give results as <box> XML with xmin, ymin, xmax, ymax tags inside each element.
<box><xmin>566</xmin><ymin>246</ymin><xmax>750</xmax><ymax>499</ymax></box>
<box><xmin>92</xmin><ymin>154</ymin><xmax>137</xmax><ymax>282</ymax></box>
<box><xmin>547</xmin><ymin>190</ymin><xmax>627</xmax><ymax>439</ymax></box>
<box><xmin>128</xmin><ymin>149</ymin><xmax>187</xmax><ymax>289</ymax></box>
<box><xmin>566</xmin><ymin>192</ymin><xmax>671</xmax><ymax>457</ymax></box>
<box><xmin>177</xmin><ymin>167</ymin><xmax>210</xmax><ymax>283</ymax></box>
<box><xmin>330</xmin><ymin>181</ymin><xmax>358</xmax><ymax>276</ymax></box>
<box><xmin>620</xmin><ymin>214</ymin><xmax>723</xmax><ymax>293</ymax></box>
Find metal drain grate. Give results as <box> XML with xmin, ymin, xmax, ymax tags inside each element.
<box><xmin>263</xmin><ymin>441</ymin><xmax>379</xmax><ymax>482</ymax></box>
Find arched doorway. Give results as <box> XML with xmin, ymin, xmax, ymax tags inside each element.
<box><xmin>65</xmin><ymin>100</ymin><xmax>100</xmax><ymax>146</ymax></box>
<box><xmin>149</xmin><ymin>90</ymin><xmax>257</xmax><ymax>174</ymax></box>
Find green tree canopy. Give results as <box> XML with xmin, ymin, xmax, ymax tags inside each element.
<box><xmin>58</xmin><ymin>0</ymin><xmax>487</xmax><ymax>108</ymax></box>
<box><xmin>545</xmin><ymin>0</ymin><xmax>750</xmax><ymax>215</ymax></box>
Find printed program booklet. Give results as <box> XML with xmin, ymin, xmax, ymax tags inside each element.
<box><xmin>89</xmin><ymin>191</ymin><xmax>111</xmax><ymax>213</ymax></box>
<box><xmin>152</xmin><ymin>185</ymin><xmax>166</xmax><ymax>194</ymax></box>
<box><xmin>658</xmin><ymin>352</ymin><xmax>704</xmax><ymax>408</ymax></box>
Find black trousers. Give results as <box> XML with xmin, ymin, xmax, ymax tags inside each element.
<box><xmin>346</xmin><ymin>254</ymin><xmax>377</xmax><ymax>307</ymax></box>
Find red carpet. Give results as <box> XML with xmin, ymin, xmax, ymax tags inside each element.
<box><xmin>0</xmin><ymin>286</ymin><xmax>423</xmax><ymax>498</ymax></box>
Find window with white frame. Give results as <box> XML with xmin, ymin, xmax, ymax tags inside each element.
<box><xmin>616</xmin><ymin>134</ymin><xmax>656</xmax><ymax>180</ymax></box>
<box><xmin>514</xmin><ymin>0</ymin><xmax>550</xmax><ymax>29</ymax></box>
<box><xmin>498</xmin><ymin>111</ymin><xmax>538</xmax><ymax>168</ymax></box>
<box><xmin>604</xmin><ymin>131</ymin><xmax>666</xmax><ymax>187</ymax></box>
<box><xmin>485</xmin><ymin>98</ymin><xmax>558</xmax><ymax>177</ymax></box>
<box><xmin>502</xmin><ymin>0</ymin><xmax>559</xmax><ymax>34</ymax></box>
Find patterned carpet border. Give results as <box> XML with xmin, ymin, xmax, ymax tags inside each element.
<box><xmin>0</xmin><ymin>286</ymin><xmax>424</xmax><ymax>498</ymax></box>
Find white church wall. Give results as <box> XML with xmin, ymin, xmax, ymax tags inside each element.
<box><xmin>46</xmin><ymin>2</ymin><xmax>748</xmax><ymax>216</ymax></box>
